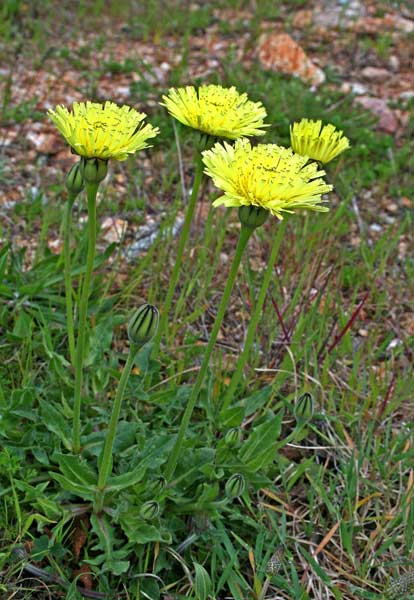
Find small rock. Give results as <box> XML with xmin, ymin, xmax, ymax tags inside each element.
<box><xmin>257</xmin><ymin>33</ymin><xmax>325</xmax><ymax>86</ymax></box>
<box><xmin>360</xmin><ymin>66</ymin><xmax>390</xmax><ymax>82</ymax></box>
<box><xmin>114</xmin><ymin>86</ymin><xmax>130</xmax><ymax>99</ymax></box>
<box><xmin>124</xmin><ymin>215</ymin><xmax>184</xmax><ymax>260</ymax></box>
<box><xmin>26</xmin><ymin>131</ymin><xmax>62</xmax><ymax>154</ymax></box>
<box><xmin>101</xmin><ymin>217</ymin><xmax>127</xmax><ymax>244</ymax></box>
<box><xmin>343</xmin><ymin>0</ymin><xmax>365</xmax><ymax>18</ymax></box>
<box><xmin>370</xmin><ymin>223</ymin><xmax>382</xmax><ymax>233</ymax></box>
<box><xmin>340</xmin><ymin>81</ymin><xmax>368</xmax><ymax>95</ymax></box>
<box><xmin>48</xmin><ymin>238</ymin><xmax>63</xmax><ymax>254</ymax></box>
<box><xmin>387</xmin><ymin>338</ymin><xmax>402</xmax><ymax>350</ymax></box>
<box><xmin>388</xmin><ymin>55</ymin><xmax>400</xmax><ymax>71</ymax></box>
<box><xmin>312</xmin><ymin>0</ymin><xmax>365</xmax><ymax>30</ymax></box>
<box><xmin>399</xmin><ymin>90</ymin><xmax>414</xmax><ymax>101</ymax></box>
<box><xmin>355</xmin><ymin>96</ymin><xmax>398</xmax><ymax>134</ymax></box>
<box><xmin>292</xmin><ymin>10</ymin><xmax>313</xmax><ymax>28</ymax></box>
<box><xmin>385</xmin><ymin>202</ymin><xmax>398</xmax><ymax>213</ymax></box>
<box><xmin>352</xmin><ymin>15</ymin><xmax>414</xmax><ymax>34</ymax></box>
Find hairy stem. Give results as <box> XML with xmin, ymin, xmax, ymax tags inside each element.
<box><xmin>73</xmin><ymin>182</ymin><xmax>98</xmax><ymax>454</ymax></box>
<box><xmin>220</xmin><ymin>219</ymin><xmax>287</xmax><ymax>416</ymax></box>
<box><xmin>151</xmin><ymin>156</ymin><xmax>204</xmax><ymax>357</ymax></box>
<box><xmin>164</xmin><ymin>225</ymin><xmax>253</xmax><ymax>480</ymax></box>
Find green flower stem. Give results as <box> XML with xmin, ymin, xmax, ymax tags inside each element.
<box><xmin>151</xmin><ymin>156</ymin><xmax>204</xmax><ymax>358</ymax></box>
<box><xmin>96</xmin><ymin>345</ymin><xmax>138</xmax><ymax>503</ymax></box>
<box><xmin>220</xmin><ymin>219</ymin><xmax>287</xmax><ymax>416</ymax></box>
<box><xmin>164</xmin><ymin>225</ymin><xmax>254</xmax><ymax>481</ymax></box>
<box><xmin>63</xmin><ymin>193</ymin><xmax>76</xmax><ymax>367</ymax></box>
<box><xmin>73</xmin><ymin>182</ymin><xmax>98</xmax><ymax>454</ymax></box>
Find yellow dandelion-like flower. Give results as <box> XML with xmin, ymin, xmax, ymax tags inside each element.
<box><xmin>290</xmin><ymin>118</ymin><xmax>350</xmax><ymax>164</ymax></box>
<box><xmin>202</xmin><ymin>138</ymin><xmax>333</xmax><ymax>220</ymax></box>
<box><xmin>48</xmin><ymin>101</ymin><xmax>159</xmax><ymax>161</ymax></box>
<box><xmin>161</xmin><ymin>85</ymin><xmax>268</xmax><ymax>140</ymax></box>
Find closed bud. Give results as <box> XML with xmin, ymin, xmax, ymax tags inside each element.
<box><xmin>151</xmin><ymin>476</ymin><xmax>167</xmax><ymax>496</ymax></box>
<box><xmin>294</xmin><ymin>392</ymin><xmax>314</xmax><ymax>425</ymax></box>
<box><xmin>80</xmin><ymin>157</ymin><xmax>108</xmax><ymax>184</ymax></box>
<box><xmin>66</xmin><ymin>161</ymin><xmax>84</xmax><ymax>195</ymax></box>
<box><xmin>224</xmin><ymin>428</ymin><xmax>241</xmax><ymax>447</ymax></box>
<box><xmin>225</xmin><ymin>473</ymin><xmax>245</xmax><ymax>499</ymax></box>
<box><xmin>139</xmin><ymin>500</ymin><xmax>160</xmax><ymax>520</ymax></box>
<box><xmin>238</xmin><ymin>205</ymin><xmax>268</xmax><ymax>229</ymax></box>
<box><xmin>127</xmin><ymin>304</ymin><xmax>159</xmax><ymax>348</ymax></box>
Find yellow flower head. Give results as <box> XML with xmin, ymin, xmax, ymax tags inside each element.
<box><xmin>290</xmin><ymin>119</ymin><xmax>350</xmax><ymax>164</ymax></box>
<box><xmin>202</xmin><ymin>138</ymin><xmax>333</xmax><ymax>220</ymax></box>
<box><xmin>48</xmin><ymin>101</ymin><xmax>159</xmax><ymax>161</ymax></box>
<box><xmin>161</xmin><ymin>85</ymin><xmax>268</xmax><ymax>140</ymax></box>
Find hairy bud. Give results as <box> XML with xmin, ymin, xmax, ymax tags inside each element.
<box><xmin>128</xmin><ymin>304</ymin><xmax>159</xmax><ymax>348</ymax></box>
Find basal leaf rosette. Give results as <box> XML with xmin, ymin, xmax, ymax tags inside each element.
<box><xmin>161</xmin><ymin>85</ymin><xmax>268</xmax><ymax>140</ymax></box>
<box><xmin>48</xmin><ymin>101</ymin><xmax>159</xmax><ymax>161</ymax></box>
<box><xmin>290</xmin><ymin>119</ymin><xmax>350</xmax><ymax>164</ymax></box>
<box><xmin>202</xmin><ymin>138</ymin><xmax>333</xmax><ymax>220</ymax></box>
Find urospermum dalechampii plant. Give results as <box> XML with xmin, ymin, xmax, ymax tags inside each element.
<box><xmin>165</xmin><ymin>137</ymin><xmax>335</xmax><ymax>479</ymax></box>
<box><xmin>201</xmin><ymin>137</ymin><xmax>335</xmax><ymax>416</ymax></box>
<box><xmin>48</xmin><ymin>100</ymin><xmax>159</xmax><ymax>454</ymax></box>
<box><xmin>152</xmin><ymin>85</ymin><xmax>268</xmax><ymax>358</ymax></box>
<box><xmin>290</xmin><ymin>118</ymin><xmax>350</xmax><ymax>164</ymax></box>
<box><xmin>202</xmin><ymin>138</ymin><xmax>333</xmax><ymax>220</ymax></box>
<box><xmin>48</xmin><ymin>100</ymin><xmax>159</xmax><ymax>161</ymax></box>
<box><xmin>161</xmin><ymin>84</ymin><xmax>268</xmax><ymax>140</ymax></box>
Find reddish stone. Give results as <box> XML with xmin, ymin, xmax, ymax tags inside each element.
<box><xmin>257</xmin><ymin>33</ymin><xmax>325</xmax><ymax>86</ymax></box>
<box><xmin>355</xmin><ymin>96</ymin><xmax>398</xmax><ymax>134</ymax></box>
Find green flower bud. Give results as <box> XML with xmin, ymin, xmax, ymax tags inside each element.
<box><xmin>139</xmin><ymin>500</ymin><xmax>160</xmax><ymax>521</ymax></box>
<box><xmin>294</xmin><ymin>392</ymin><xmax>314</xmax><ymax>425</ymax></box>
<box><xmin>224</xmin><ymin>428</ymin><xmax>241</xmax><ymax>447</ymax></box>
<box><xmin>127</xmin><ymin>304</ymin><xmax>159</xmax><ymax>348</ymax></box>
<box><xmin>238</xmin><ymin>205</ymin><xmax>268</xmax><ymax>229</ymax></box>
<box><xmin>225</xmin><ymin>473</ymin><xmax>245</xmax><ymax>499</ymax></box>
<box><xmin>151</xmin><ymin>476</ymin><xmax>167</xmax><ymax>496</ymax></box>
<box><xmin>80</xmin><ymin>157</ymin><xmax>108</xmax><ymax>184</ymax></box>
<box><xmin>65</xmin><ymin>161</ymin><xmax>84</xmax><ymax>195</ymax></box>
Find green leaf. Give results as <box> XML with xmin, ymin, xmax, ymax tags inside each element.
<box><xmin>239</xmin><ymin>410</ymin><xmax>284</xmax><ymax>470</ymax></box>
<box><xmin>119</xmin><ymin>510</ymin><xmax>171</xmax><ymax>544</ymax></box>
<box><xmin>52</xmin><ymin>474</ymin><xmax>96</xmax><ymax>501</ymax></box>
<box><xmin>40</xmin><ymin>401</ymin><xmax>71</xmax><ymax>449</ymax></box>
<box><xmin>55</xmin><ymin>452</ymin><xmax>97</xmax><ymax>486</ymax></box>
<box><xmin>65</xmin><ymin>580</ymin><xmax>83</xmax><ymax>600</ymax></box>
<box><xmin>105</xmin><ymin>467</ymin><xmax>146</xmax><ymax>492</ymax></box>
<box><xmin>193</xmin><ymin>562</ymin><xmax>212</xmax><ymax>600</ymax></box>
<box><xmin>297</xmin><ymin>545</ymin><xmax>331</xmax><ymax>584</ymax></box>
<box><xmin>244</xmin><ymin>385</ymin><xmax>273</xmax><ymax>416</ymax></box>
<box><xmin>219</xmin><ymin>406</ymin><xmax>245</xmax><ymax>427</ymax></box>
<box><xmin>12</xmin><ymin>311</ymin><xmax>33</xmax><ymax>339</ymax></box>
<box><xmin>102</xmin><ymin>559</ymin><xmax>130</xmax><ymax>575</ymax></box>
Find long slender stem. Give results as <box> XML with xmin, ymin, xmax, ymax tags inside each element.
<box><xmin>97</xmin><ymin>346</ymin><xmax>137</xmax><ymax>498</ymax></box>
<box><xmin>63</xmin><ymin>194</ymin><xmax>76</xmax><ymax>367</ymax></box>
<box><xmin>73</xmin><ymin>182</ymin><xmax>98</xmax><ymax>454</ymax></box>
<box><xmin>164</xmin><ymin>225</ymin><xmax>253</xmax><ymax>481</ymax></box>
<box><xmin>151</xmin><ymin>156</ymin><xmax>204</xmax><ymax>358</ymax></box>
<box><xmin>220</xmin><ymin>219</ymin><xmax>287</xmax><ymax>416</ymax></box>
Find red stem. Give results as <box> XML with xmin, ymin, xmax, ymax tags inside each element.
<box><xmin>327</xmin><ymin>291</ymin><xmax>369</xmax><ymax>354</ymax></box>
